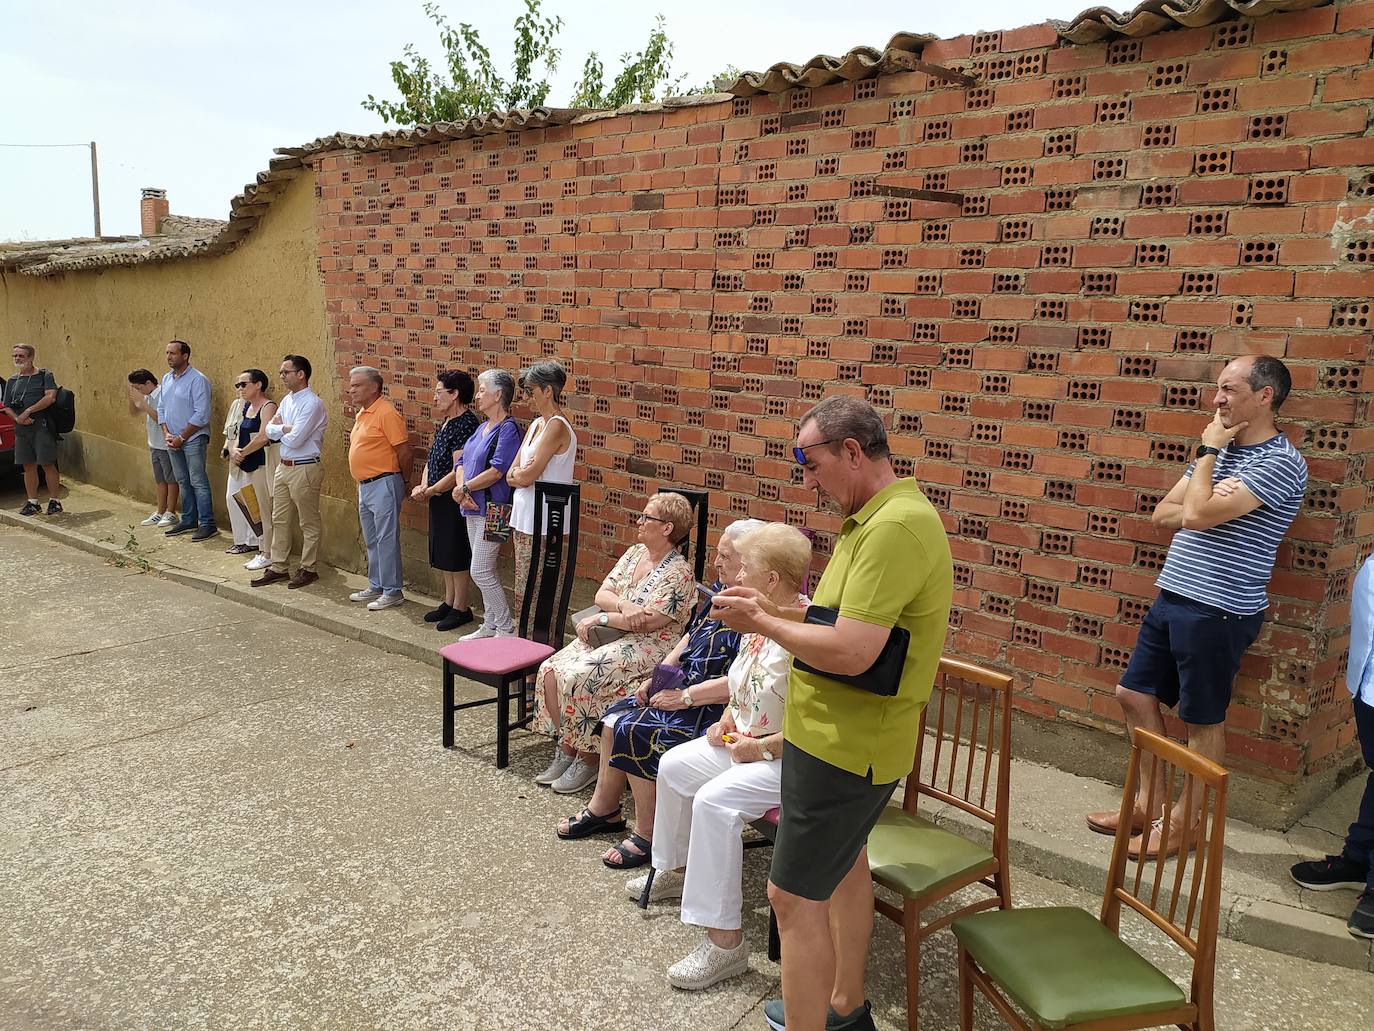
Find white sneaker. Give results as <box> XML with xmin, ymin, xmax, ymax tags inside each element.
<box><xmin>459</xmin><ymin>625</ymin><xmax>501</xmax><ymax>641</ymax></box>
<box><xmin>244</xmin><ymin>554</ymin><xmax>271</xmax><ymax>571</ymax></box>
<box><xmin>349</xmin><ymin>588</ymin><xmax>382</xmax><ymax>603</ymax></box>
<box><xmin>157</xmin><ymin>512</ymin><xmax>179</xmax><ymax>527</ymax></box>
<box><xmin>534</xmin><ymin>750</ymin><xmax>575</xmax><ymax>786</ymax></box>
<box><xmin>366</xmin><ymin>593</ymin><xmax>405</xmax><ymax>611</ymax></box>
<box><xmin>667</xmin><ymin>936</ymin><xmax>749</xmax><ymax>991</ymax></box>
<box><xmin>140</xmin><ymin>512</ymin><xmax>164</xmax><ymax>526</ymax></box>
<box><xmin>551</xmin><ymin>757</ymin><xmax>598</xmax><ymax>794</ymax></box>
<box><xmin>625</xmin><ymin>869</ymin><xmax>684</xmax><ymax>903</ymax></box>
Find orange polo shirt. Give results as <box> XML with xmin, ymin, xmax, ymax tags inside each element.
<box><xmin>349</xmin><ymin>396</ymin><xmax>408</xmax><ymax>481</ymax></box>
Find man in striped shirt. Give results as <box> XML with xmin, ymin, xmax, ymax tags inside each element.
<box><xmin>1086</xmin><ymin>355</ymin><xmax>1307</xmax><ymax>858</ymax></box>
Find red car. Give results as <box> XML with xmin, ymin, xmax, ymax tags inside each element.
<box><xmin>0</xmin><ymin>392</ymin><xmax>14</xmax><ymax>475</ymax></box>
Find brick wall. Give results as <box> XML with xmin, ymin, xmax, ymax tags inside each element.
<box><xmin>313</xmin><ymin>1</ymin><xmax>1374</xmax><ymax>787</ymax></box>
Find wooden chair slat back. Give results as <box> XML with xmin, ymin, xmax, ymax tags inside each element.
<box><xmin>909</xmin><ymin>657</ymin><xmax>1013</xmax><ymax>827</ymax></box>
<box><xmin>1102</xmin><ymin>728</ymin><xmax>1228</xmax><ymax>966</ymax></box>
<box><xmin>520</xmin><ymin>481</ymin><xmax>580</xmax><ymax>648</ymax></box>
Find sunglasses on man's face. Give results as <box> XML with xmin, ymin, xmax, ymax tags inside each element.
<box><xmin>234</xmin><ymin>381</ymin><xmax>250</xmax><ymax>388</ymax></box>
<box><xmin>792</xmin><ymin>439</ymin><xmax>836</xmax><ymax>465</ymax></box>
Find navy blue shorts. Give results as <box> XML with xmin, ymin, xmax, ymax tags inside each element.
<box><xmin>1119</xmin><ymin>590</ymin><xmax>1264</xmax><ymax>726</ymax></box>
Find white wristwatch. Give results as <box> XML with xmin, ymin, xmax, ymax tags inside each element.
<box><xmin>682</xmin><ymin>689</ymin><xmax>694</xmax><ymax>707</ymax></box>
<box><xmin>597</xmin><ymin>613</ymin><xmax>610</xmax><ymax>627</ymax></box>
<box><xmin>761</xmin><ymin>747</ymin><xmax>776</xmax><ymax>762</ymax></box>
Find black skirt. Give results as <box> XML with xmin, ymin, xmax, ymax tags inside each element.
<box><xmin>428</xmin><ymin>493</ymin><xmax>472</xmax><ymax>572</ymax></box>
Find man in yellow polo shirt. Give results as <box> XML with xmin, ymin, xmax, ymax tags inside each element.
<box><xmin>347</xmin><ymin>366</ymin><xmax>412</xmax><ymax>611</ymax></box>
<box><xmin>714</xmin><ymin>395</ymin><xmax>952</xmax><ymax>1031</ymax></box>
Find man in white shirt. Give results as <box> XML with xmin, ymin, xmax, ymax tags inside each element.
<box><xmin>251</xmin><ymin>354</ymin><xmax>328</xmax><ymax>590</ymax></box>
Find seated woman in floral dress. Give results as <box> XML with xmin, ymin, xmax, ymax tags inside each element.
<box><xmin>532</xmin><ymin>492</ymin><xmax>697</xmax><ymax>794</ymax></box>
<box><xmin>554</xmin><ymin>519</ymin><xmax>764</xmax><ymax>868</ymax></box>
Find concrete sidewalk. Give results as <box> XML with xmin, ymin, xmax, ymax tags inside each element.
<box><xmin>3</xmin><ymin>479</ymin><xmax>1371</xmax><ymax>975</ymax></box>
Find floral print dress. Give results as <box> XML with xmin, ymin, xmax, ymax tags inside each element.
<box><xmin>535</xmin><ymin>544</ymin><xmax>696</xmax><ymax>753</ymax></box>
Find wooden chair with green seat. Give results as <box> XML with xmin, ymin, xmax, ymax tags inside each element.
<box><xmin>951</xmin><ymin>727</ymin><xmax>1228</xmax><ymax>1031</ymax></box>
<box><xmin>867</xmin><ymin>655</ymin><xmax>1014</xmax><ymax>1031</ymax></box>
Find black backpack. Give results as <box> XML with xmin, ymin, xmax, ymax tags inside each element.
<box><xmin>47</xmin><ymin>377</ymin><xmax>76</xmax><ymax>435</ymax></box>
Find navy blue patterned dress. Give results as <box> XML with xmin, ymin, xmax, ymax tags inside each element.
<box><xmin>603</xmin><ymin>583</ymin><xmax>742</xmax><ymax>780</ymax></box>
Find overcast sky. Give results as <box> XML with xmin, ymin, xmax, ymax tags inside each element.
<box><xmin>2</xmin><ymin>0</ymin><xmax>1096</xmax><ymax>241</ymax></box>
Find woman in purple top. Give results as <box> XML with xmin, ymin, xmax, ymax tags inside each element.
<box><xmin>452</xmin><ymin>369</ymin><xmax>522</xmax><ymax>639</ymax></box>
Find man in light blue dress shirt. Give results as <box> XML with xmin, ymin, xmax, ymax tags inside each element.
<box><xmin>156</xmin><ymin>339</ymin><xmax>216</xmax><ymax>541</ymax></box>
<box><xmin>1290</xmin><ymin>551</ymin><xmax>1374</xmax><ymax>939</ymax></box>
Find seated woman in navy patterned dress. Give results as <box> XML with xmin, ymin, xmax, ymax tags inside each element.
<box><xmin>555</xmin><ymin>519</ymin><xmax>763</xmax><ymax>868</ymax></box>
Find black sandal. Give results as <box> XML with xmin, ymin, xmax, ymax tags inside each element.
<box><xmin>556</xmin><ymin>806</ymin><xmax>626</xmax><ymax>841</ymax></box>
<box><xmin>602</xmin><ymin>832</ymin><xmax>652</xmax><ymax>869</ymax></box>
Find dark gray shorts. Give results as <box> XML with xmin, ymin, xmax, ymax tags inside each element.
<box><xmin>770</xmin><ymin>741</ymin><xmax>898</xmax><ymax>901</ymax></box>
<box><xmin>14</xmin><ymin>420</ymin><xmax>58</xmax><ymax>466</ymax></box>
<box><xmin>150</xmin><ymin>448</ymin><xmax>175</xmax><ymax>484</ymax></box>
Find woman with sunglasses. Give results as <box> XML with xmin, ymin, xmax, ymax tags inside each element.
<box><xmin>223</xmin><ymin>369</ymin><xmax>278</xmax><ymax>564</ymax></box>
<box><xmin>532</xmin><ymin>492</ymin><xmax>697</xmax><ymax>796</ymax></box>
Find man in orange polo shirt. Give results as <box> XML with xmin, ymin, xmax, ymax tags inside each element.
<box><xmin>347</xmin><ymin>366</ymin><xmax>412</xmax><ymax>611</ymax></box>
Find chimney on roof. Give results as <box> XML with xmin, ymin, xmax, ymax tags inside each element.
<box><xmin>140</xmin><ymin>188</ymin><xmax>169</xmax><ymax>236</ymax></box>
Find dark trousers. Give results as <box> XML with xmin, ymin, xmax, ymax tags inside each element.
<box><xmin>1342</xmin><ymin>695</ymin><xmax>1374</xmax><ymax>892</ymax></box>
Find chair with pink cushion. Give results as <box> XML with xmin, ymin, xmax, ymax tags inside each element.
<box><xmin>441</xmin><ymin>481</ymin><xmax>579</xmax><ymax>768</ymax></box>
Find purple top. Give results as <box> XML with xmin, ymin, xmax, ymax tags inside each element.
<box><xmin>460</xmin><ymin>417</ymin><xmax>521</xmax><ymax>516</ymax></box>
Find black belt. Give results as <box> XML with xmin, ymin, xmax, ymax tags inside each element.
<box><xmin>360</xmin><ymin>471</ymin><xmax>399</xmax><ymax>484</ymax></box>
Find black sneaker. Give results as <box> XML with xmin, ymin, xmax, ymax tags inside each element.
<box><xmin>1350</xmin><ymin>893</ymin><xmax>1374</xmax><ymax>939</ymax></box>
<box><xmin>764</xmin><ymin>999</ymin><xmax>876</xmax><ymax>1031</ymax></box>
<box><xmin>191</xmin><ymin>524</ymin><xmax>218</xmax><ymax>542</ymax></box>
<box><xmin>1290</xmin><ymin>854</ymin><xmax>1368</xmax><ymax>891</ymax></box>
<box><xmin>18</xmin><ymin>501</ymin><xmax>40</xmax><ymax>516</ymax></box>
<box><xmin>423</xmin><ymin>602</ymin><xmax>452</xmax><ymax>623</ymax></box>
<box><xmin>46</xmin><ymin>499</ymin><xmax>63</xmax><ymax>515</ymax></box>
<box><xmin>164</xmin><ymin>522</ymin><xmax>196</xmax><ymax>537</ymax></box>
<box><xmin>436</xmin><ymin>608</ymin><xmax>475</xmax><ymax>632</ymax></box>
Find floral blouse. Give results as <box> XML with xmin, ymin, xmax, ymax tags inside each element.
<box><xmin>727</xmin><ymin>594</ymin><xmax>808</xmax><ymax>737</ymax></box>
<box><xmin>426</xmin><ymin>409</ymin><xmax>480</xmax><ymax>484</ymax></box>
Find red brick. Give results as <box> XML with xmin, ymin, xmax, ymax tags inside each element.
<box><xmin>1254</xmin><ymin>4</ymin><xmax>1338</xmax><ymax>41</ymax></box>
<box><xmin>1237</xmin><ymin>76</ymin><xmax>1318</xmax><ymax>111</ymax></box>
<box><xmin>1287</xmin><ymin>34</ymin><xmax>1373</xmax><ymax>74</ymax></box>
<box><xmin>1323</xmin><ymin>66</ymin><xmax>1374</xmax><ymax>103</ymax></box>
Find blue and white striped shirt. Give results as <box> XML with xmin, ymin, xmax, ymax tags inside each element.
<box><xmin>1155</xmin><ymin>433</ymin><xmax>1307</xmax><ymax>615</ymax></box>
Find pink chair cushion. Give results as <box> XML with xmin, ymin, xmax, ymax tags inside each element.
<box><xmin>440</xmin><ymin>636</ymin><xmax>555</xmax><ymax>676</ymax></box>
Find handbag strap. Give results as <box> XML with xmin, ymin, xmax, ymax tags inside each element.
<box><xmin>476</xmin><ymin>417</ymin><xmax>513</xmax><ymax>503</ymax></box>
<box><xmin>627</xmin><ymin>548</ymin><xmax>681</xmax><ymax>606</ymax></box>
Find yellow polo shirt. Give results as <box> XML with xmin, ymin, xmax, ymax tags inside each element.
<box><xmin>348</xmin><ymin>396</ymin><xmax>409</xmax><ymax>481</ymax></box>
<box><xmin>784</xmin><ymin>478</ymin><xmax>953</xmax><ymax>784</ymax></box>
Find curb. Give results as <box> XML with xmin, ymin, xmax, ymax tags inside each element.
<box><xmin>5</xmin><ymin>508</ymin><xmax>1371</xmax><ymax>972</ymax></box>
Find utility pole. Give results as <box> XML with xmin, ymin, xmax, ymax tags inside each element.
<box><xmin>90</xmin><ymin>141</ymin><xmax>101</xmax><ymax>238</ymax></box>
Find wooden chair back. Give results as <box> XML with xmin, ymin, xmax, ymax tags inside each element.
<box><xmin>657</xmin><ymin>486</ymin><xmax>710</xmax><ymax>582</ymax></box>
<box><xmin>907</xmin><ymin>657</ymin><xmax>1014</xmax><ymax>835</ymax></box>
<box><xmin>1101</xmin><ymin>727</ymin><xmax>1227</xmax><ymax>997</ymax></box>
<box><xmin>518</xmin><ymin>481</ymin><xmax>580</xmax><ymax>649</ymax></box>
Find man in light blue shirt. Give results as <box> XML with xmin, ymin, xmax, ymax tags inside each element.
<box><xmin>156</xmin><ymin>339</ymin><xmax>216</xmax><ymax>541</ymax></box>
<box><xmin>1290</xmin><ymin>551</ymin><xmax>1374</xmax><ymax>939</ymax></box>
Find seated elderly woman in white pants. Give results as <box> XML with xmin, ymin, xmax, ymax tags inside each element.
<box><xmin>630</xmin><ymin>522</ymin><xmax>811</xmax><ymax>991</ymax></box>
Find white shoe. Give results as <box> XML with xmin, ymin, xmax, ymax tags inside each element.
<box><xmin>459</xmin><ymin>625</ymin><xmax>501</xmax><ymax>641</ymax></box>
<box><xmin>625</xmin><ymin>869</ymin><xmax>684</xmax><ymax>903</ymax></box>
<box><xmin>550</xmin><ymin>757</ymin><xmax>598</xmax><ymax>794</ymax></box>
<box><xmin>140</xmin><ymin>512</ymin><xmax>164</xmax><ymax>526</ymax></box>
<box><xmin>349</xmin><ymin>588</ymin><xmax>382</xmax><ymax>603</ymax></box>
<box><xmin>534</xmin><ymin>751</ymin><xmax>575</xmax><ymax>786</ymax></box>
<box><xmin>244</xmin><ymin>554</ymin><xmax>271</xmax><ymax>571</ymax></box>
<box><xmin>157</xmin><ymin>512</ymin><xmax>179</xmax><ymax>527</ymax></box>
<box><xmin>367</xmin><ymin>593</ymin><xmax>405</xmax><ymax>611</ymax></box>
<box><xmin>666</xmin><ymin>936</ymin><xmax>749</xmax><ymax>991</ymax></box>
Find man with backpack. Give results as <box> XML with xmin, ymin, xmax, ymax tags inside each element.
<box><xmin>3</xmin><ymin>343</ymin><xmax>62</xmax><ymax>515</ymax></box>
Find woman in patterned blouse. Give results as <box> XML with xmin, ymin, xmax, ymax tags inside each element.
<box><xmin>409</xmin><ymin>371</ymin><xmax>480</xmax><ymax>632</ymax></box>
<box><xmin>633</xmin><ymin>523</ymin><xmax>811</xmax><ymax>992</ymax></box>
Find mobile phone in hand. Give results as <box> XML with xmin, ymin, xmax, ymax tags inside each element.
<box><xmin>696</xmin><ymin>583</ymin><xmax>718</xmax><ymax>601</ymax></box>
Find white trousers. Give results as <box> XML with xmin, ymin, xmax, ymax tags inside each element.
<box><xmin>226</xmin><ymin>461</ymin><xmax>275</xmax><ymax>551</ymax></box>
<box><xmin>466</xmin><ymin>514</ymin><xmax>513</xmax><ymax>633</ymax></box>
<box><xmin>653</xmin><ymin>735</ymin><xmax>782</xmax><ymax>931</ymax></box>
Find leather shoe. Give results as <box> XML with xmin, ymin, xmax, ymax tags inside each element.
<box><xmin>251</xmin><ymin>568</ymin><xmax>289</xmax><ymax>588</ymax></box>
<box><xmin>191</xmin><ymin>525</ymin><xmax>218</xmax><ymax>542</ymax></box>
<box><xmin>287</xmin><ymin>570</ymin><xmax>319</xmax><ymax>590</ymax></box>
<box><xmin>1086</xmin><ymin>807</ymin><xmax>1151</xmax><ymax>837</ymax></box>
<box><xmin>1128</xmin><ymin>818</ymin><xmax>1198</xmax><ymax>861</ymax></box>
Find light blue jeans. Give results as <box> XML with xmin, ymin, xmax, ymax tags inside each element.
<box><xmin>167</xmin><ymin>434</ymin><xmax>214</xmax><ymax>529</ymax></box>
<box><xmin>358</xmin><ymin>472</ymin><xmax>404</xmax><ymax>595</ymax></box>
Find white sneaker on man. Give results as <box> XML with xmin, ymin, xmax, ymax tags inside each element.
<box><xmin>349</xmin><ymin>588</ymin><xmax>382</xmax><ymax>603</ymax></box>
<box><xmin>625</xmin><ymin>869</ymin><xmax>684</xmax><ymax>903</ymax></box>
<box><xmin>666</xmin><ymin>936</ymin><xmax>749</xmax><ymax>990</ymax></box>
<box><xmin>245</xmin><ymin>554</ymin><xmax>271</xmax><ymax>571</ymax></box>
<box><xmin>367</xmin><ymin>593</ymin><xmax>405</xmax><ymax>611</ymax></box>
<box><xmin>140</xmin><ymin>512</ymin><xmax>164</xmax><ymax>526</ymax></box>
<box><xmin>157</xmin><ymin>512</ymin><xmax>179</xmax><ymax>527</ymax></box>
